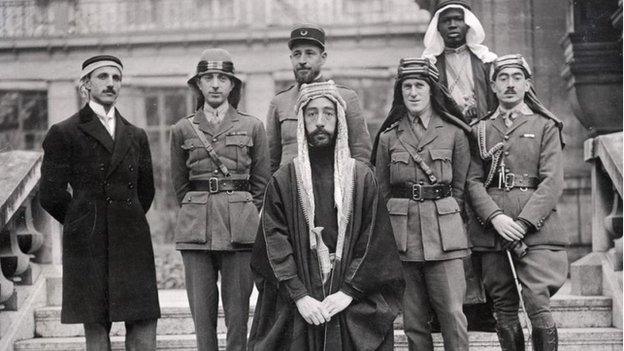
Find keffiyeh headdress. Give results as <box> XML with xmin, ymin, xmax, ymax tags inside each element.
<box><xmin>293</xmin><ymin>80</ymin><xmax>355</xmax><ymax>283</ymax></box>
<box><xmin>422</xmin><ymin>4</ymin><xmax>497</xmax><ymax>64</ymax></box>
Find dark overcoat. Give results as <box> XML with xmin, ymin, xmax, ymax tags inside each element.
<box><xmin>40</xmin><ymin>104</ymin><xmax>160</xmax><ymax>324</ymax></box>
<box><xmin>265</xmin><ymin>77</ymin><xmax>372</xmax><ymax>173</ymax></box>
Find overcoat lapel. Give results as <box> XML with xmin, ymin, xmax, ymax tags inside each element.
<box><xmin>505</xmin><ymin>114</ymin><xmax>529</xmax><ymax>135</ymax></box>
<box><xmin>436</xmin><ymin>55</ymin><xmax>448</xmax><ymax>87</ymax></box>
<box><xmin>77</xmin><ymin>105</ymin><xmax>114</xmax><ymax>153</ymax></box>
<box><xmin>193</xmin><ymin>109</ymin><xmax>216</xmax><ymax>136</ymax></box>
<box><xmin>396</xmin><ymin>117</ymin><xmax>420</xmax><ymax>153</ymax></box>
<box><xmin>491</xmin><ymin>115</ymin><xmax>508</xmax><ymax>136</ymax></box>
<box><xmin>107</xmin><ymin>112</ymin><xmax>132</xmax><ymax>178</ymax></box>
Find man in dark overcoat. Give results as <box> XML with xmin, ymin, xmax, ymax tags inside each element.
<box><xmin>422</xmin><ymin>0</ymin><xmax>497</xmax><ymax>122</ymax></box>
<box><xmin>39</xmin><ymin>55</ymin><xmax>160</xmax><ymax>350</ymax></box>
<box><xmin>466</xmin><ymin>54</ymin><xmax>567</xmax><ymax>351</ymax></box>
<box><xmin>266</xmin><ymin>24</ymin><xmax>372</xmax><ymax>173</ymax></box>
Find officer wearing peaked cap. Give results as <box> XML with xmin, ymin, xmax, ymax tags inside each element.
<box><xmin>466</xmin><ymin>54</ymin><xmax>567</xmax><ymax>351</ymax></box>
<box><xmin>170</xmin><ymin>48</ymin><xmax>270</xmax><ymax>351</ymax></box>
<box><xmin>266</xmin><ymin>23</ymin><xmax>372</xmax><ymax>173</ymax></box>
<box><xmin>372</xmin><ymin>58</ymin><xmax>471</xmax><ymax>351</ymax></box>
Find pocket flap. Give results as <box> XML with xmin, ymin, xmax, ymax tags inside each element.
<box><xmin>435</xmin><ymin>196</ymin><xmax>460</xmax><ymax>215</ymax></box>
<box><xmin>182</xmin><ymin>191</ymin><xmax>209</xmax><ymax>204</ymax></box>
<box><xmin>391</xmin><ymin>152</ymin><xmax>410</xmax><ymax>164</ymax></box>
<box><xmin>227</xmin><ymin>191</ymin><xmax>254</xmax><ymax>203</ymax></box>
<box><xmin>429</xmin><ymin>148</ymin><xmax>452</xmax><ymax>161</ymax></box>
<box><xmin>225</xmin><ymin>135</ymin><xmax>253</xmax><ymax>147</ymax></box>
<box><xmin>386</xmin><ymin>198</ymin><xmax>409</xmax><ymax>215</ymax></box>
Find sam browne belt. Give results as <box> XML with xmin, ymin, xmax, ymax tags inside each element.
<box><xmin>190</xmin><ymin>178</ymin><xmax>249</xmax><ymax>193</ymax></box>
<box><xmin>391</xmin><ymin>184</ymin><xmax>452</xmax><ymax>201</ymax></box>
<box><xmin>488</xmin><ymin>174</ymin><xmax>540</xmax><ymax>190</ymax></box>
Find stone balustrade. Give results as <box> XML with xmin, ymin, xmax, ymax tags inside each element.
<box><xmin>0</xmin><ymin>151</ymin><xmax>48</xmax><ymax>312</ymax></box>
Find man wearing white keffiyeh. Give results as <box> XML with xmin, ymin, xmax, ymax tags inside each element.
<box><xmin>249</xmin><ymin>81</ymin><xmax>404</xmax><ymax>351</ymax></box>
<box><xmin>422</xmin><ymin>0</ymin><xmax>498</xmax><ymax>122</ymax></box>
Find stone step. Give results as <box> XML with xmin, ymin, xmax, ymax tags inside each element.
<box><xmin>33</xmin><ymin>289</ymin><xmax>614</xmax><ymax>338</ymax></box>
<box><xmin>15</xmin><ymin>328</ymin><xmax>624</xmax><ymax>351</ymax></box>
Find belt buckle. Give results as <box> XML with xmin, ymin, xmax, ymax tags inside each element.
<box><xmin>208</xmin><ymin>177</ymin><xmax>219</xmax><ymax>193</ymax></box>
<box><xmin>504</xmin><ymin>173</ymin><xmax>515</xmax><ymax>190</ymax></box>
<box><xmin>412</xmin><ymin>184</ymin><xmax>422</xmax><ymax>201</ymax></box>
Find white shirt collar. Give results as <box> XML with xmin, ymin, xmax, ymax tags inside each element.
<box><xmin>203</xmin><ymin>101</ymin><xmax>229</xmax><ymax>120</ymax></box>
<box><xmin>89</xmin><ymin>100</ymin><xmax>116</xmax><ymax>120</ymax></box>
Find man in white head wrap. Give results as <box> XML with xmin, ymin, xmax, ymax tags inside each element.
<box><xmin>249</xmin><ymin>81</ymin><xmax>404</xmax><ymax>351</ymax></box>
<box><xmin>422</xmin><ymin>0</ymin><xmax>498</xmax><ymax>122</ymax></box>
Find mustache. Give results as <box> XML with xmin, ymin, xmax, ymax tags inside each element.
<box><xmin>102</xmin><ymin>88</ymin><xmax>116</xmax><ymax>94</ymax></box>
<box><xmin>309</xmin><ymin>128</ymin><xmax>330</xmax><ymax>138</ymax></box>
<box><xmin>504</xmin><ymin>87</ymin><xmax>517</xmax><ymax>94</ymax></box>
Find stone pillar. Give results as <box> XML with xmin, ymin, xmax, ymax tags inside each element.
<box><xmin>47</xmin><ymin>80</ymin><xmax>79</xmax><ymax>125</ymax></box>
<box><xmin>244</xmin><ymin>73</ymin><xmax>275</xmax><ymax>124</ymax></box>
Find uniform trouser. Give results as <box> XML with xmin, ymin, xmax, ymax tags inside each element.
<box><xmin>480</xmin><ymin>249</ymin><xmax>568</xmax><ymax>330</ymax></box>
<box><xmin>402</xmin><ymin>258</ymin><xmax>469</xmax><ymax>351</ymax></box>
<box><xmin>84</xmin><ymin>318</ymin><xmax>157</xmax><ymax>351</ymax></box>
<box><xmin>182</xmin><ymin>250</ymin><xmax>254</xmax><ymax>351</ymax></box>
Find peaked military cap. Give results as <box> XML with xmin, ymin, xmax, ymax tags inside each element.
<box><xmin>435</xmin><ymin>0</ymin><xmax>472</xmax><ymax>12</ymax></box>
<box><xmin>288</xmin><ymin>24</ymin><xmax>325</xmax><ymax>50</ymax></box>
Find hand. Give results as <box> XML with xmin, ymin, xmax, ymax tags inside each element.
<box><xmin>491</xmin><ymin>214</ymin><xmax>526</xmax><ymax>241</ymax></box>
<box><xmin>321</xmin><ymin>291</ymin><xmax>353</xmax><ymax>318</ymax></box>
<box><xmin>295</xmin><ymin>296</ymin><xmax>331</xmax><ymax>325</ymax></box>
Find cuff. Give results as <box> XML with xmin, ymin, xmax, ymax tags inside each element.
<box><xmin>284</xmin><ymin>277</ymin><xmax>308</xmax><ymax>302</ymax></box>
<box><xmin>516</xmin><ymin>217</ymin><xmax>535</xmax><ymax>233</ymax></box>
<box><xmin>486</xmin><ymin>210</ymin><xmax>504</xmax><ymax>224</ymax></box>
<box><xmin>340</xmin><ymin>283</ymin><xmax>364</xmax><ymax>301</ymax></box>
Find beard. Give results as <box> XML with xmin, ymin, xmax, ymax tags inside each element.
<box><xmin>307</xmin><ymin>128</ymin><xmax>335</xmax><ymax>149</ymax></box>
<box><xmin>294</xmin><ymin>67</ymin><xmax>321</xmax><ymax>85</ymax></box>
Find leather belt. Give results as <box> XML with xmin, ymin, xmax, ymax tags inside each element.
<box><xmin>190</xmin><ymin>178</ymin><xmax>249</xmax><ymax>193</ymax></box>
<box><xmin>391</xmin><ymin>184</ymin><xmax>452</xmax><ymax>201</ymax></box>
<box><xmin>488</xmin><ymin>174</ymin><xmax>540</xmax><ymax>190</ymax></box>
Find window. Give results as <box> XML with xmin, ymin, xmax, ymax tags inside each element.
<box><xmin>0</xmin><ymin>90</ymin><xmax>48</xmax><ymax>151</ymax></box>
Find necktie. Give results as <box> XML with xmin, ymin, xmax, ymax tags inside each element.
<box><xmin>412</xmin><ymin>117</ymin><xmax>425</xmax><ymax>141</ymax></box>
<box><xmin>99</xmin><ymin>115</ymin><xmax>114</xmax><ymax>139</ymax></box>
<box><xmin>503</xmin><ymin>111</ymin><xmax>517</xmax><ymax>128</ymax></box>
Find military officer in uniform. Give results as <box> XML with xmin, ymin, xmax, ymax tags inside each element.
<box><xmin>266</xmin><ymin>23</ymin><xmax>372</xmax><ymax>173</ymax></box>
<box><xmin>372</xmin><ymin>58</ymin><xmax>471</xmax><ymax>351</ymax></box>
<box><xmin>170</xmin><ymin>48</ymin><xmax>270</xmax><ymax>351</ymax></box>
<box><xmin>466</xmin><ymin>54</ymin><xmax>567</xmax><ymax>351</ymax></box>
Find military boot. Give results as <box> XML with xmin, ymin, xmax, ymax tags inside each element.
<box><xmin>531</xmin><ymin>327</ymin><xmax>558</xmax><ymax>351</ymax></box>
<box><xmin>495</xmin><ymin>320</ymin><xmax>525</xmax><ymax>351</ymax></box>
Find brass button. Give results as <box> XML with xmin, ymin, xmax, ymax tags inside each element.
<box><xmin>213</xmin><ymin>170</ymin><xmax>219</xmax><ymax>174</ymax></box>
<box><xmin>212</xmin><ymin>138</ymin><xmax>218</xmax><ymax>142</ymax></box>
<box><xmin>504</xmin><ymin>135</ymin><xmax>510</xmax><ymax>140</ymax></box>
<box><xmin>504</xmin><ymin>151</ymin><xmax>510</xmax><ymax>156</ymax></box>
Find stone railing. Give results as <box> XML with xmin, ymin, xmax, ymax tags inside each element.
<box><xmin>0</xmin><ymin>0</ymin><xmax>429</xmax><ymax>39</ymax></box>
<box><xmin>0</xmin><ymin>151</ymin><xmax>46</xmax><ymax>310</ymax></box>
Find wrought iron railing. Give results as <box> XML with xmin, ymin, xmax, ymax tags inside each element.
<box><xmin>0</xmin><ymin>0</ymin><xmax>429</xmax><ymax>38</ymax></box>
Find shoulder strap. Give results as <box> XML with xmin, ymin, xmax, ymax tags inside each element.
<box><xmin>395</xmin><ymin>130</ymin><xmax>438</xmax><ymax>184</ymax></box>
<box><xmin>185</xmin><ymin>118</ymin><xmax>230</xmax><ymax>177</ymax></box>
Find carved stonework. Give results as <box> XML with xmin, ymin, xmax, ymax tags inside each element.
<box><xmin>561</xmin><ymin>0</ymin><xmax>623</xmax><ymax>136</ymax></box>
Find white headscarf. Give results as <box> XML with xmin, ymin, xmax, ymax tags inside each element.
<box><xmin>422</xmin><ymin>4</ymin><xmax>497</xmax><ymax>64</ymax></box>
<box><xmin>293</xmin><ymin>80</ymin><xmax>355</xmax><ymax>283</ymax></box>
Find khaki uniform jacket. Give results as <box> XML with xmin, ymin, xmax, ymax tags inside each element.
<box><xmin>170</xmin><ymin>106</ymin><xmax>270</xmax><ymax>251</ymax></box>
<box><xmin>376</xmin><ymin>113</ymin><xmax>471</xmax><ymax>261</ymax></box>
<box><xmin>266</xmin><ymin>78</ymin><xmax>372</xmax><ymax>173</ymax></box>
<box><xmin>466</xmin><ymin>111</ymin><xmax>567</xmax><ymax>249</ymax></box>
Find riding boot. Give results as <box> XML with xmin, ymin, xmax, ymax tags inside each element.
<box><xmin>531</xmin><ymin>326</ymin><xmax>558</xmax><ymax>351</ymax></box>
<box><xmin>495</xmin><ymin>320</ymin><xmax>525</xmax><ymax>351</ymax></box>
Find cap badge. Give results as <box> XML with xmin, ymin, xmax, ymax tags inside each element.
<box><xmin>300</xmin><ymin>30</ymin><xmax>308</xmax><ymax>36</ymax></box>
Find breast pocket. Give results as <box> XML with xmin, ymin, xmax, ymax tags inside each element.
<box><xmin>389</xmin><ymin>151</ymin><xmax>411</xmax><ymax>185</ymax></box>
<box><xmin>435</xmin><ymin>197</ymin><xmax>468</xmax><ymax>251</ymax></box>
<box><xmin>174</xmin><ymin>191</ymin><xmax>208</xmax><ymax>244</ymax></box>
<box><xmin>386</xmin><ymin>198</ymin><xmax>409</xmax><ymax>253</ymax></box>
<box><xmin>429</xmin><ymin>149</ymin><xmax>453</xmax><ymax>183</ymax></box>
<box><xmin>228</xmin><ymin>192</ymin><xmax>259</xmax><ymax>245</ymax></box>
<box><xmin>180</xmin><ymin>138</ymin><xmax>206</xmax><ymax>167</ymax></box>
<box><xmin>225</xmin><ymin>135</ymin><xmax>254</xmax><ymax>172</ymax></box>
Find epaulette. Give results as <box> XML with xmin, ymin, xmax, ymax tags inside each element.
<box><xmin>382</xmin><ymin>121</ymin><xmax>400</xmax><ymax>133</ymax></box>
<box><xmin>275</xmin><ymin>84</ymin><xmax>295</xmax><ymax>96</ymax></box>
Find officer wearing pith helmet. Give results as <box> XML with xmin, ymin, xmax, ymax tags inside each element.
<box><xmin>170</xmin><ymin>48</ymin><xmax>270</xmax><ymax>351</ymax></box>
